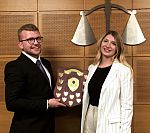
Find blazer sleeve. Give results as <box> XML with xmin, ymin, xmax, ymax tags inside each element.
<box><xmin>120</xmin><ymin>66</ymin><xmax>133</xmax><ymax>133</ymax></box>
<box><xmin>4</xmin><ymin>61</ymin><xmax>48</xmax><ymax>114</ymax></box>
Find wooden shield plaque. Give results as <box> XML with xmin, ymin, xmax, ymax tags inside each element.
<box><xmin>54</xmin><ymin>68</ymin><xmax>86</xmax><ymax>107</ymax></box>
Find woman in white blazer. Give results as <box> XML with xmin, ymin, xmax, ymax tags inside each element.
<box><xmin>81</xmin><ymin>30</ymin><xmax>133</xmax><ymax>133</ymax></box>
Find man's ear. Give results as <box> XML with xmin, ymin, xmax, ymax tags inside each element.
<box><xmin>18</xmin><ymin>42</ymin><xmax>23</xmax><ymax>50</ymax></box>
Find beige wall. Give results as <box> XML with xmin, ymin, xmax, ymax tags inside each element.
<box><xmin>0</xmin><ymin>0</ymin><xmax>150</xmax><ymax>133</ymax></box>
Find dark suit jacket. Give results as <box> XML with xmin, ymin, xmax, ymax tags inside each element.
<box><xmin>4</xmin><ymin>53</ymin><xmax>55</xmax><ymax>133</ymax></box>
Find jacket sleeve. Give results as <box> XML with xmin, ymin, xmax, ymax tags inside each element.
<box><xmin>120</xmin><ymin>66</ymin><xmax>133</xmax><ymax>133</ymax></box>
<box><xmin>4</xmin><ymin>62</ymin><xmax>48</xmax><ymax>114</ymax></box>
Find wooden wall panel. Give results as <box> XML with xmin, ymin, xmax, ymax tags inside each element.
<box><xmin>0</xmin><ymin>0</ymin><xmax>150</xmax><ymax>133</ymax></box>
<box><xmin>133</xmin><ymin>105</ymin><xmax>150</xmax><ymax>133</ymax></box>
<box><xmin>85</xmin><ymin>44</ymin><xmax>97</xmax><ymax>58</ymax></box>
<box><xmin>46</xmin><ymin>58</ymin><xmax>85</xmax><ymax>81</ymax></box>
<box><xmin>133</xmin><ymin>57</ymin><xmax>150</xmax><ymax>104</ymax></box>
<box><xmin>0</xmin><ymin>12</ymin><xmax>37</xmax><ymax>57</ymax></box>
<box><xmin>133</xmin><ymin>11</ymin><xmax>150</xmax><ymax>56</ymax></box>
<box><xmin>111</xmin><ymin>0</ymin><xmax>132</xmax><ymax>9</ymax></box>
<box><xmin>0</xmin><ymin>0</ymin><xmax>37</xmax><ymax>11</ymax></box>
<box><xmin>0</xmin><ymin>102</ymin><xmax>13</xmax><ymax>133</ymax></box>
<box><xmin>126</xmin><ymin>57</ymin><xmax>133</xmax><ymax>67</ymax></box>
<box><xmin>110</xmin><ymin>10</ymin><xmax>129</xmax><ymax>33</ymax></box>
<box><xmin>85</xmin><ymin>11</ymin><xmax>105</xmax><ymax>57</ymax></box>
<box><xmin>133</xmin><ymin>0</ymin><xmax>150</xmax><ymax>9</ymax></box>
<box><xmin>0</xmin><ymin>59</ymin><xmax>8</xmax><ymax>102</ymax></box>
<box><xmin>38</xmin><ymin>0</ymin><xmax>83</xmax><ymax>11</ymax></box>
<box><xmin>84</xmin><ymin>58</ymin><xmax>94</xmax><ymax>70</ymax></box>
<box><xmin>85</xmin><ymin>0</ymin><xmax>132</xmax><ymax>10</ymax></box>
<box><xmin>55</xmin><ymin>106</ymin><xmax>81</xmax><ymax>133</ymax></box>
<box><xmin>39</xmin><ymin>12</ymin><xmax>84</xmax><ymax>57</ymax></box>
<box><xmin>85</xmin><ymin>0</ymin><xmax>105</xmax><ymax>10</ymax></box>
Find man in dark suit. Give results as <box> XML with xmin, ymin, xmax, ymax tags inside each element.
<box><xmin>4</xmin><ymin>24</ymin><xmax>66</xmax><ymax>133</ymax></box>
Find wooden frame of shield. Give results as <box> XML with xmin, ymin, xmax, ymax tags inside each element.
<box><xmin>54</xmin><ymin>67</ymin><xmax>87</xmax><ymax>107</ymax></box>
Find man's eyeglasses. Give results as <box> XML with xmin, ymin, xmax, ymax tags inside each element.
<box><xmin>20</xmin><ymin>37</ymin><xmax>43</xmax><ymax>45</ymax></box>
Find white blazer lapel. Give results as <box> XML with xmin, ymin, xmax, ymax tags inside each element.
<box><xmin>101</xmin><ymin>61</ymin><xmax>119</xmax><ymax>93</ymax></box>
<box><xmin>86</xmin><ymin>64</ymin><xmax>99</xmax><ymax>83</ymax></box>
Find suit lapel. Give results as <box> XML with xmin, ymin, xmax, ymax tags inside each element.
<box><xmin>19</xmin><ymin>53</ymin><xmax>50</xmax><ymax>81</ymax></box>
<box><xmin>41</xmin><ymin>58</ymin><xmax>54</xmax><ymax>89</ymax></box>
<box><xmin>101</xmin><ymin>61</ymin><xmax>119</xmax><ymax>93</ymax></box>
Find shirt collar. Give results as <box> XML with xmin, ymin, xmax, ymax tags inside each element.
<box><xmin>22</xmin><ymin>51</ymin><xmax>41</xmax><ymax>64</ymax></box>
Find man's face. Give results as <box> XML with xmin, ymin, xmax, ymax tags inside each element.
<box><xmin>18</xmin><ymin>30</ymin><xmax>42</xmax><ymax>58</ymax></box>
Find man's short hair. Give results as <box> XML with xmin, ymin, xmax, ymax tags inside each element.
<box><xmin>18</xmin><ymin>24</ymin><xmax>39</xmax><ymax>41</ymax></box>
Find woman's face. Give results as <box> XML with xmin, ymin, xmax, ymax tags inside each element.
<box><xmin>100</xmin><ymin>34</ymin><xmax>117</xmax><ymax>59</ymax></box>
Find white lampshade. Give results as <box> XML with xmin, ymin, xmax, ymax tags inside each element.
<box><xmin>71</xmin><ymin>11</ymin><xmax>96</xmax><ymax>46</ymax></box>
<box><xmin>122</xmin><ymin>10</ymin><xmax>146</xmax><ymax>45</ymax></box>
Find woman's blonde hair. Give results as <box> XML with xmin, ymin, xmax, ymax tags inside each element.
<box><xmin>93</xmin><ymin>30</ymin><xmax>131</xmax><ymax>69</ymax></box>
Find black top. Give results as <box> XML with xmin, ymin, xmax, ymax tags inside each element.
<box><xmin>88</xmin><ymin>65</ymin><xmax>111</xmax><ymax>106</ymax></box>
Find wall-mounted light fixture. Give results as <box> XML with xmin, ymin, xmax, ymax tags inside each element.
<box><xmin>122</xmin><ymin>10</ymin><xmax>145</xmax><ymax>45</ymax></box>
<box><xmin>71</xmin><ymin>0</ymin><xmax>146</xmax><ymax>46</ymax></box>
<box><xmin>71</xmin><ymin>11</ymin><xmax>96</xmax><ymax>46</ymax></box>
